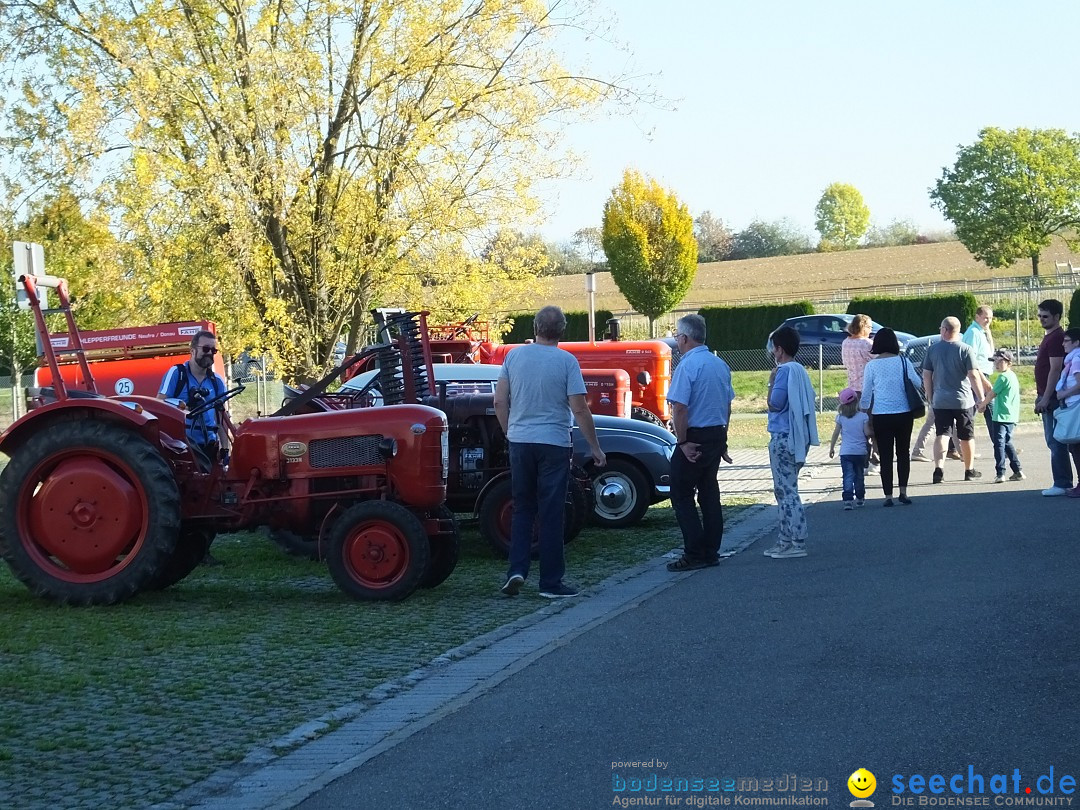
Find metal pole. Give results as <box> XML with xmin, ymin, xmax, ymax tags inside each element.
<box><xmin>586</xmin><ymin>272</ymin><xmax>596</xmax><ymax>342</ymax></box>
<box><xmin>818</xmin><ymin>344</ymin><xmax>824</xmax><ymax>411</ymax></box>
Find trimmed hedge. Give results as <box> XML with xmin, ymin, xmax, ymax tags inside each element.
<box><xmin>503</xmin><ymin>309</ymin><xmax>613</xmax><ymax>343</ymax></box>
<box><xmin>698</xmin><ymin>302</ymin><xmax>815</xmax><ymax>350</ymax></box>
<box><xmin>846</xmin><ymin>293</ymin><xmax>978</xmax><ymax>337</ymax></box>
<box><xmin>1069</xmin><ymin>288</ymin><xmax>1080</xmax><ymax>329</ymax></box>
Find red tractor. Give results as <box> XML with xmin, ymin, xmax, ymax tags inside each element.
<box><xmin>0</xmin><ymin>269</ymin><xmax>453</xmax><ymax>605</ymax></box>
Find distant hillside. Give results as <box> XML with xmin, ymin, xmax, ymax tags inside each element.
<box><xmin>526</xmin><ymin>240</ymin><xmax>1080</xmax><ymax>314</ymax></box>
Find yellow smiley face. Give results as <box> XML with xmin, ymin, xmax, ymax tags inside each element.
<box><xmin>848</xmin><ymin>768</ymin><xmax>877</xmax><ymax>798</ymax></box>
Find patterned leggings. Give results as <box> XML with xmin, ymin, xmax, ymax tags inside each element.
<box><xmin>769</xmin><ymin>433</ymin><xmax>807</xmax><ymax>542</ymax></box>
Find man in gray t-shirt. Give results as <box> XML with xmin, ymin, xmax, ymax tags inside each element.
<box><xmin>922</xmin><ymin>316</ymin><xmax>986</xmax><ymax>482</ymax></box>
<box><xmin>494</xmin><ymin>306</ymin><xmax>605</xmax><ymax>599</ymax></box>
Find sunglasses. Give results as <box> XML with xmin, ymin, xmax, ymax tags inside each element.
<box><xmin>197</xmin><ymin>346</ymin><xmax>219</xmax><ymax>355</ymax></box>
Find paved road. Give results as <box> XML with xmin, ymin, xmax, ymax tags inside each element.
<box><xmin>180</xmin><ymin>427</ymin><xmax>1080</xmax><ymax>809</ymax></box>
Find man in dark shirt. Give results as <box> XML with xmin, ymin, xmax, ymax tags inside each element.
<box><xmin>1033</xmin><ymin>299</ymin><xmax>1072</xmax><ymax>496</ymax></box>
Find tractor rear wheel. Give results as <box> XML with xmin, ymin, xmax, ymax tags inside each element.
<box><xmin>144</xmin><ymin>527</ymin><xmax>215</xmax><ymax>591</ymax></box>
<box><xmin>0</xmin><ymin>420</ymin><xmax>181</xmax><ymax>605</ymax></box>
<box><xmin>479</xmin><ymin>476</ymin><xmax>586</xmax><ymax>559</ymax></box>
<box><xmin>420</xmin><ymin>505</ymin><xmax>459</xmax><ymax>589</ymax></box>
<box><xmin>631</xmin><ymin>406</ymin><xmax>668</xmax><ymax>430</ymax></box>
<box><xmin>326</xmin><ymin>501</ymin><xmax>430</xmax><ymax>601</ymax></box>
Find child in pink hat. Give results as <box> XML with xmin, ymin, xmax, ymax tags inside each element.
<box><xmin>828</xmin><ymin>388</ymin><xmax>873</xmax><ymax>509</ymax></box>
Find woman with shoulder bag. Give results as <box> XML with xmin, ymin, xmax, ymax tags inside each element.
<box><xmin>858</xmin><ymin>328</ymin><xmax>924</xmax><ymax>506</ymax></box>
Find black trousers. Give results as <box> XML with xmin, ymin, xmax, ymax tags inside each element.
<box><xmin>669</xmin><ymin>425</ymin><xmax>727</xmax><ymax>562</ymax></box>
<box><xmin>871</xmin><ymin>412</ymin><xmax>915</xmax><ymax>497</ymax></box>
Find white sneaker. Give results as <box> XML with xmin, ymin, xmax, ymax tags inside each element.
<box><xmin>993</xmin><ymin>475</ymin><xmax>1005</xmax><ymax>484</ymax></box>
<box><xmin>867</xmin><ymin>463</ymin><xmax>880</xmax><ymax>475</ymax></box>
<box><xmin>771</xmin><ymin>542</ymin><xmax>807</xmax><ymax>559</ymax></box>
<box><xmin>911</xmin><ymin>452</ymin><xmax>930</xmax><ymax>463</ymax></box>
<box><xmin>1042</xmin><ymin>486</ymin><xmax>1069</xmax><ymax>497</ymax></box>
<box><xmin>762</xmin><ymin>541</ymin><xmax>787</xmax><ymax>557</ymax></box>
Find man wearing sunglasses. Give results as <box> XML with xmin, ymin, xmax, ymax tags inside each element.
<box><xmin>158</xmin><ymin>329</ymin><xmax>230</xmax><ymax>466</ymax></box>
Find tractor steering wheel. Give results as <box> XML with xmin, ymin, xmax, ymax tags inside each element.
<box><xmin>187</xmin><ymin>384</ymin><xmax>245</xmax><ymax>418</ymax></box>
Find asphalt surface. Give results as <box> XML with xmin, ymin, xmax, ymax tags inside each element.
<box><xmin>194</xmin><ymin>428</ymin><xmax>1080</xmax><ymax>809</ymax></box>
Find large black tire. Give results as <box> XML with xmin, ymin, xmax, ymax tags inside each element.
<box><xmin>479</xmin><ymin>475</ymin><xmax>585</xmax><ymax>559</ymax></box>
<box><xmin>631</xmin><ymin>406</ymin><xmax>667</xmax><ymax>430</ymax></box>
<box><xmin>0</xmin><ymin>420</ymin><xmax>181</xmax><ymax>605</ymax></box>
<box><xmin>269</xmin><ymin>528</ymin><xmax>321</xmax><ymax>561</ymax></box>
<box><xmin>143</xmin><ymin>527</ymin><xmax>216</xmax><ymax>591</ymax></box>
<box><xmin>420</xmin><ymin>505</ymin><xmax>459</xmax><ymax>589</ymax></box>
<box><xmin>325</xmin><ymin>501</ymin><xmax>430</xmax><ymax>601</ymax></box>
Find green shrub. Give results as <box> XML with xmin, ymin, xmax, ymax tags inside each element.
<box><xmin>698</xmin><ymin>302</ymin><xmax>815</xmax><ymax>350</ymax></box>
<box><xmin>503</xmin><ymin>309</ymin><xmax>613</xmax><ymax>343</ymax></box>
<box><xmin>846</xmin><ymin>293</ymin><xmax>978</xmax><ymax>336</ymax></box>
<box><xmin>1069</xmin><ymin>288</ymin><xmax>1080</xmax><ymax>329</ymax></box>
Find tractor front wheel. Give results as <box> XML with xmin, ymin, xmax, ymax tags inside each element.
<box><xmin>420</xmin><ymin>505</ymin><xmax>459</xmax><ymax>589</ymax></box>
<box><xmin>0</xmin><ymin>420</ymin><xmax>181</xmax><ymax>605</ymax></box>
<box><xmin>326</xmin><ymin>501</ymin><xmax>430</xmax><ymax>601</ymax></box>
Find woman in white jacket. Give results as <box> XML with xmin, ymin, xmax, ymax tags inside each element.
<box><xmin>763</xmin><ymin>325</ymin><xmax>819</xmax><ymax>559</ymax></box>
<box><xmin>859</xmin><ymin>328</ymin><xmax>923</xmax><ymax>507</ymax></box>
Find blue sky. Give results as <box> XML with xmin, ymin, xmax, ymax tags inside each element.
<box><xmin>535</xmin><ymin>0</ymin><xmax>1080</xmax><ymax>243</ymax></box>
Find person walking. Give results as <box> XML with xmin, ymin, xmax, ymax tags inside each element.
<box><xmin>665</xmin><ymin>314</ymin><xmax>735</xmax><ymax>571</ymax></box>
<box><xmin>858</xmin><ymin>328</ymin><xmax>922</xmax><ymax>506</ymax></box>
<box><xmin>842</xmin><ymin>313</ymin><xmax>879</xmax><ymax>473</ymax></box>
<box><xmin>762</xmin><ymin>325</ymin><xmax>819</xmax><ymax>559</ymax></box>
<box><xmin>494</xmin><ymin>306</ymin><xmax>606</xmax><ymax>598</ymax></box>
<box><xmin>828</xmin><ymin>388</ymin><xmax>872</xmax><ymax>509</ymax></box>
<box><xmin>976</xmin><ymin>348</ymin><xmax>1024</xmax><ymax>484</ymax></box>
<box><xmin>922</xmin><ymin>317</ymin><xmax>986</xmax><ymax>484</ymax></box>
<box><xmin>1033</xmin><ymin>299</ymin><xmax>1073</xmax><ymax>496</ymax></box>
<box><xmin>1053</xmin><ymin>327</ymin><xmax>1080</xmax><ymax>496</ymax></box>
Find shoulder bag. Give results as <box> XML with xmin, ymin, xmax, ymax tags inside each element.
<box><xmin>901</xmin><ymin>356</ymin><xmax>926</xmax><ymax>420</ymax></box>
<box><xmin>1053</xmin><ymin>401</ymin><xmax>1080</xmax><ymax>444</ymax></box>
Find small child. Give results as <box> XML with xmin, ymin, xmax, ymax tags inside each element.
<box><xmin>976</xmin><ymin>348</ymin><xmax>1024</xmax><ymax>484</ymax></box>
<box><xmin>829</xmin><ymin>388</ymin><xmax>873</xmax><ymax>509</ymax></box>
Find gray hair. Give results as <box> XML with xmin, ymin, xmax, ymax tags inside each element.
<box><xmin>941</xmin><ymin>316</ymin><xmax>961</xmax><ymax>335</ymax></box>
<box><xmin>676</xmin><ymin>314</ymin><xmax>706</xmax><ymax>344</ymax></box>
<box><xmin>533</xmin><ymin>305</ymin><xmax>567</xmax><ymax>340</ymax></box>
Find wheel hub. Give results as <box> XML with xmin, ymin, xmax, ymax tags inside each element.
<box><xmin>598</xmin><ymin>478</ymin><xmax>630</xmax><ymax>510</ymax></box>
<box><xmin>347</xmin><ymin>524</ymin><xmax>406</xmax><ymax>582</ymax></box>
<box><xmin>26</xmin><ymin>457</ymin><xmax>144</xmax><ymax>574</ymax></box>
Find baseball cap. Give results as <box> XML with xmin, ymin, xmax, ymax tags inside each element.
<box><xmin>993</xmin><ymin>348</ymin><xmax>1014</xmax><ymax>362</ymax></box>
<box><xmin>839</xmin><ymin>387</ymin><xmax>858</xmax><ymax>405</ymax></box>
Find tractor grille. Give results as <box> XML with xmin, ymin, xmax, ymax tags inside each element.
<box><xmin>308</xmin><ymin>435</ymin><xmax>384</xmax><ymax>468</ymax></box>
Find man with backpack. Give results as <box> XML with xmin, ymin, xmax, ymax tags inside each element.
<box><xmin>158</xmin><ymin>329</ymin><xmax>230</xmax><ymax>462</ymax></box>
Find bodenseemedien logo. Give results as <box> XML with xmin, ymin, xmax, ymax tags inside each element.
<box><xmin>849</xmin><ymin>768</ymin><xmax>878</xmax><ymax>808</ymax></box>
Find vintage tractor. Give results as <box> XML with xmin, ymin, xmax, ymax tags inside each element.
<box><xmin>281</xmin><ymin>331</ymin><xmax>593</xmax><ymax>560</ymax></box>
<box><xmin>0</xmin><ymin>267</ymin><xmax>453</xmax><ymax>605</ymax></box>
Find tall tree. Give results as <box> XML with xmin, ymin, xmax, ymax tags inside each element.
<box><xmin>814</xmin><ymin>183</ymin><xmax>870</xmax><ymax>251</ymax></box>
<box><xmin>1</xmin><ymin>0</ymin><xmax>634</xmax><ymax>380</ymax></box>
<box><xmin>930</xmin><ymin>127</ymin><xmax>1080</xmax><ymax>277</ymax></box>
<box><xmin>728</xmin><ymin>219</ymin><xmax>812</xmax><ymax>260</ymax></box>
<box><xmin>601</xmin><ymin>169</ymin><xmax>697</xmax><ymax>336</ymax></box>
<box><xmin>572</xmin><ymin>227</ymin><xmax>605</xmax><ymax>268</ymax></box>
<box><xmin>693</xmin><ymin>210</ymin><xmax>733</xmax><ymax>263</ymax></box>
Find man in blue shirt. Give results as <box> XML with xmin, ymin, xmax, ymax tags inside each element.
<box><xmin>665</xmin><ymin>313</ymin><xmax>735</xmax><ymax>571</ymax></box>
<box><xmin>158</xmin><ymin>329</ymin><xmax>230</xmax><ymax>462</ymax></box>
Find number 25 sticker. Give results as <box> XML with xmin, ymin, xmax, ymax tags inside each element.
<box><xmin>114</xmin><ymin>378</ymin><xmax>135</xmax><ymax>396</ymax></box>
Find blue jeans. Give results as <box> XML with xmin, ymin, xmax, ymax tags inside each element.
<box><xmin>1041</xmin><ymin>408</ymin><xmax>1074</xmax><ymax>489</ymax></box>
<box><xmin>840</xmin><ymin>454</ymin><xmax>868</xmax><ymax>502</ymax></box>
<box><xmin>989</xmin><ymin>421</ymin><xmax>1021</xmax><ymax>477</ymax></box>
<box><xmin>508</xmin><ymin>442</ymin><xmax>571</xmax><ymax>590</ymax></box>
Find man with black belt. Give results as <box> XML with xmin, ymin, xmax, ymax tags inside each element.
<box><xmin>666</xmin><ymin>313</ymin><xmax>735</xmax><ymax>572</ymax></box>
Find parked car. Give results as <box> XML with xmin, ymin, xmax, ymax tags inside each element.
<box><xmin>769</xmin><ymin>314</ymin><xmax>917</xmax><ymax>366</ymax></box>
<box><xmin>901</xmin><ymin>334</ymin><xmax>940</xmax><ymax>373</ymax></box>
<box><xmin>340</xmin><ymin>363</ymin><xmax>673</xmax><ymax>527</ymax></box>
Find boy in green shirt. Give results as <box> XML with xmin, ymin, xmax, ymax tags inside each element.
<box><xmin>977</xmin><ymin>348</ymin><xmax>1025</xmax><ymax>483</ymax></box>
